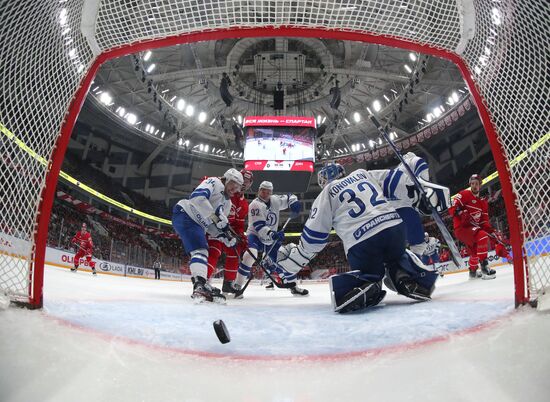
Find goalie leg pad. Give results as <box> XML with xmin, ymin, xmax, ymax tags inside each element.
<box><xmin>386</xmin><ymin>250</ymin><xmax>438</xmax><ymax>301</ymax></box>
<box><xmin>330</xmin><ymin>274</ymin><xmax>386</xmax><ymax>314</ymax></box>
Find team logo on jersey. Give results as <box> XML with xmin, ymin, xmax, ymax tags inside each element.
<box><xmin>266</xmin><ymin>212</ymin><xmax>277</xmax><ymax>226</ymax></box>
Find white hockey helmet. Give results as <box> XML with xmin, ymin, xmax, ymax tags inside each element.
<box><xmin>223</xmin><ymin>168</ymin><xmax>244</xmax><ymax>186</ymax></box>
<box><xmin>318</xmin><ymin>163</ymin><xmax>345</xmax><ymax>188</ymax></box>
<box><xmin>259</xmin><ymin>181</ymin><xmax>273</xmax><ymax>191</ymax></box>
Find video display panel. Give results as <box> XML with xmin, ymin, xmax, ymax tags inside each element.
<box><xmin>243</xmin><ymin>116</ymin><xmax>316</xmax><ymax>163</ymax></box>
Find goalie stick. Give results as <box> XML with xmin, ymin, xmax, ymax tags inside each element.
<box><xmin>369</xmin><ymin>115</ymin><xmax>464</xmax><ymax>269</ymax></box>
<box><xmin>230</xmin><ymin>217</ymin><xmax>293</xmax><ymax>297</ymax></box>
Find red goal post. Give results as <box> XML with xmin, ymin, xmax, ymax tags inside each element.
<box><xmin>0</xmin><ymin>1</ymin><xmax>547</xmax><ymax>308</ymax></box>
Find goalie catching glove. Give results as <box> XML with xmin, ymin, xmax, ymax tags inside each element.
<box><xmin>412</xmin><ymin>178</ymin><xmax>451</xmax><ymax>216</ymax></box>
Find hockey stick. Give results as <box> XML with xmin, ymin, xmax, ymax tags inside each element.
<box><xmin>369</xmin><ymin>115</ymin><xmax>464</xmax><ymax>269</ymax></box>
<box><xmin>232</xmin><ymin>217</ymin><xmax>293</xmax><ymax>297</ymax></box>
<box><xmin>468</xmin><ymin>219</ymin><xmax>508</xmax><ymax>247</ymax></box>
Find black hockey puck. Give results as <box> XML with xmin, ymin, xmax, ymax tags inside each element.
<box><xmin>213</xmin><ymin>319</ymin><xmax>230</xmax><ymax>344</ymax></box>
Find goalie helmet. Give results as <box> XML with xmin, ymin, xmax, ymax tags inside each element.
<box><xmin>223</xmin><ymin>168</ymin><xmax>243</xmax><ymax>185</ymax></box>
<box><xmin>318</xmin><ymin>163</ymin><xmax>346</xmax><ymax>188</ymax></box>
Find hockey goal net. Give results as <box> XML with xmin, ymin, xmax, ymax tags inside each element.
<box><xmin>0</xmin><ymin>1</ymin><xmax>548</xmax><ymax>308</ymax></box>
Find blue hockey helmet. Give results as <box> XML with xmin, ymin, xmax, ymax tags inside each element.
<box><xmin>318</xmin><ymin>163</ymin><xmax>346</xmax><ymax>188</ymax></box>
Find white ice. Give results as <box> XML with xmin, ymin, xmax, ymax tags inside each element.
<box><xmin>1</xmin><ymin>263</ymin><xmax>549</xmax><ymax>402</ymax></box>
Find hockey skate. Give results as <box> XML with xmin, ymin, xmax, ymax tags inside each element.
<box><xmin>231</xmin><ymin>282</ymin><xmax>244</xmax><ymax>299</ymax></box>
<box><xmin>70</xmin><ymin>266</ymin><xmax>78</xmax><ymax>272</ymax></box>
<box><xmin>480</xmin><ymin>260</ymin><xmax>496</xmax><ymax>280</ymax></box>
<box><xmin>288</xmin><ymin>282</ymin><xmax>309</xmax><ymax>296</ymax></box>
<box><xmin>191</xmin><ymin>276</ymin><xmax>226</xmax><ymax>304</ymax></box>
<box><xmin>468</xmin><ymin>268</ymin><xmax>479</xmax><ymax>280</ymax></box>
<box><xmin>92</xmin><ymin>269</ymin><xmax>97</xmax><ymax>276</ymax></box>
<box><xmin>222</xmin><ymin>280</ymin><xmax>236</xmax><ymax>294</ymax></box>
<box><xmin>265</xmin><ymin>282</ymin><xmax>274</xmax><ymax>290</ymax></box>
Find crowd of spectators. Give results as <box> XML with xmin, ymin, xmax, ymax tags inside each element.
<box><xmin>46</xmin><ymin>170</ymin><xmax>515</xmax><ymax>280</ymax></box>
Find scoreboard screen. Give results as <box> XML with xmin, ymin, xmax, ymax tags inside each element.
<box><xmin>243</xmin><ymin>116</ymin><xmax>316</xmax><ymax>192</ymax></box>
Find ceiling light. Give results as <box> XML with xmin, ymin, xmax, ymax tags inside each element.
<box><xmin>146</xmin><ymin>63</ymin><xmax>156</xmax><ymax>73</ymax></box>
<box><xmin>99</xmin><ymin>92</ymin><xmax>112</xmax><ymax>105</ymax></box>
<box><xmin>185</xmin><ymin>104</ymin><xmax>194</xmax><ymax>116</ymax></box>
<box><xmin>409</xmin><ymin>53</ymin><xmax>417</xmax><ymax>62</ymax></box>
<box><xmin>366</xmin><ymin>107</ymin><xmax>373</xmax><ymax>115</ymax></box>
<box><xmin>317</xmin><ymin>115</ymin><xmax>322</xmax><ymax>125</ymax></box>
<box><xmin>126</xmin><ymin>113</ymin><xmax>137</xmax><ymax>125</ymax></box>
<box><xmin>204</xmin><ymin>144</ymin><xmax>209</xmax><ymax>152</ymax></box>
<box><xmin>161</xmin><ymin>132</ymin><xmax>165</xmax><ymax>139</ymax></box>
<box><xmin>143</xmin><ymin>51</ymin><xmax>152</xmax><ymax>61</ymax></box>
<box><xmin>452</xmin><ymin>91</ymin><xmax>459</xmax><ymax>102</ymax></box>
<box><xmin>344</xmin><ymin>118</ymin><xmax>351</xmax><ymax>125</ymax></box>
<box><xmin>353</xmin><ymin>112</ymin><xmax>361</xmax><ymax>122</ymax></box>
<box><xmin>383</xmin><ymin>94</ymin><xmax>390</xmax><ymax>102</ymax></box>
<box><xmin>176</xmin><ymin>99</ymin><xmax>185</xmax><ymax>111</ymax></box>
<box><xmin>199</xmin><ymin>144</ymin><xmax>204</xmax><ymax>151</ymax></box>
<box><xmin>369</xmin><ymin>140</ymin><xmax>375</xmax><ymax>148</ymax></box>
<box><xmin>209</xmin><ymin>118</ymin><xmax>216</xmax><ymax>126</ymax></box>
<box><xmin>433</xmin><ymin>107</ymin><xmax>442</xmax><ymax>118</ymax></box>
<box><xmin>404</xmin><ymin>64</ymin><xmax>412</xmax><ymax>73</ymax></box>
<box><xmin>170</xmin><ymin>95</ymin><xmax>177</xmax><ymax>102</ymax></box>
<box><xmin>117</xmin><ymin>107</ymin><xmax>125</xmax><ymax>117</ymax></box>
<box><xmin>372</xmin><ymin>100</ymin><xmax>382</xmax><ymax>112</ymax></box>
<box><xmin>198</xmin><ymin>112</ymin><xmax>207</xmax><ymax>123</ymax></box>
<box><xmin>237</xmin><ymin>115</ymin><xmax>243</xmax><ymax>124</ymax></box>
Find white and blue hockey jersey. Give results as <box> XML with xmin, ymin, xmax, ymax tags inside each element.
<box><xmin>300</xmin><ymin>169</ymin><xmax>403</xmax><ymax>255</ymax></box>
<box><xmin>247</xmin><ymin>194</ymin><xmax>298</xmax><ymax>245</ymax></box>
<box><xmin>177</xmin><ymin>177</ymin><xmax>231</xmax><ymax>230</ymax></box>
<box><xmin>423</xmin><ymin>237</ymin><xmax>441</xmax><ymax>257</ymax></box>
<box><xmin>369</xmin><ymin>153</ymin><xmax>430</xmax><ymax>210</ymax></box>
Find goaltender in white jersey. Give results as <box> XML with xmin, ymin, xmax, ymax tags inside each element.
<box><xmin>274</xmin><ymin>163</ymin><xmax>439</xmax><ymax>313</ymax></box>
<box><xmin>302</xmin><ymin>169</ymin><xmax>402</xmax><ymax>254</ymax></box>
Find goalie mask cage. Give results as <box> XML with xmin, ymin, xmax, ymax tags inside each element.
<box><xmin>0</xmin><ymin>1</ymin><xmax>548</xmax><ymax>308</ymax></box>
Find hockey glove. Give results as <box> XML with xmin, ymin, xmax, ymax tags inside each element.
<box><xmin>215</xmin><ymin>233</ymin><xmax>236</xmax><ymax>248</ymax></box>
<box><xmin>270</xmin><ymin>230</ymin><xmax>285</xmax><ymax>242</ymax></box>
<box><xmin>210</xmin><ymin>205</ymin><xmax>229</xmax><ymax>231</ymax></box>
<box><xmin>289</xmin><ymin>200</ymin><xmax>302</xmax><ymax>218</ymax></box>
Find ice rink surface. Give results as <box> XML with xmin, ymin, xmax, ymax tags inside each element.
<box><xmin>1</xmin><ymin>263</ymin><xmax>550</xmax><ymax>402</ymax></box>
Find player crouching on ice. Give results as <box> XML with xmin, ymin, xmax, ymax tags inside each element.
<box><xmin>272</xmin><ymin>163</ymin><xmax>440</xmax><ymax>313</ymax></box>
<box><xmin>230</xmin><ymin>180</ymin><xmax>307</xmax><ymax>297</ymax></box>
<box><xmin>172</xmin><ymin>169</ymin><xmax>243</xmax><ymax>303</ymax></box>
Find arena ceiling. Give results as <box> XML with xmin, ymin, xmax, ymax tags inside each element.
<box><xmin>88</xmin><ymin>37</ymin><xmax>470</xmax><ymax>164</ymax></box>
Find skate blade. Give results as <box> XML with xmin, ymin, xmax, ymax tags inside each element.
<box><xmin>481</xmin><ymin>274</ymin><xmax>496</xmax><ymax>280</ymax></box>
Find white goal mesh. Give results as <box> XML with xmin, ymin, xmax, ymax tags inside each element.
<box><xmin>0</xmin><ymin>0</ymin><xmax>548</xmax><ymax>307</ymax></box>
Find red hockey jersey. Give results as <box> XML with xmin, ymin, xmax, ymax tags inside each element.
<box><xmin>229</xmin><ymin>193</ymin><xmax>248</xmax><ymax>235</ymax></box>
<box><xmin>449</xmin><ymin>189</ymin><xmax>492</xmax><ymax>232</ymax></box>
<box><xmin>72</xmin><ymin>230</ymin><xmax>93</xmax><ymax>251</ymax></box>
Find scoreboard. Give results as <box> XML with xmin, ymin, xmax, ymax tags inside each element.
<box><xmin>243</xmin><ymin>116</ymin><xmax>316</xmax><ymax>193</ymax></box>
